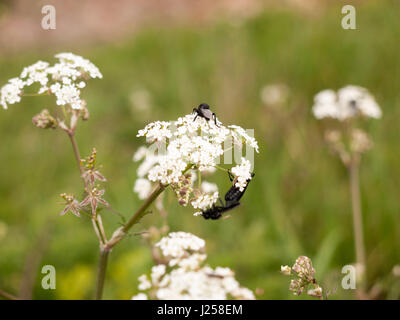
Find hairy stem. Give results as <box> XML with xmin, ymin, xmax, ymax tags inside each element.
<box><xmin>349</xmin><ymin>156</ymin><xmax>367</xmax><ymax>292</ymax></box>
<box><xmin>0</xmin><ymin>288</ymin><xmax>19</xmax><ymax>300</ymax></box>
<box><xmin>94</xmin><ymin>247</ymin><xmax>110</xmax><ymax>300</ymax></box>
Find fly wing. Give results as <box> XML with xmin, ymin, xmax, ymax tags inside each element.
<box><xmin>202</xmin><ymin>109</ymin><xmax>213</xmax><ymax>120</ymax></box>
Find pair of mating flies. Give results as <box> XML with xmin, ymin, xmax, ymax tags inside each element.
<box><xmin>201</xmin><ymin>171</ymin><xmax>255</xmax><ymax>220</ymax></box>
<box><xmin>192</xmin><ymin>103</ymin><xmax>254</xmax><ymax>220</ymax></box>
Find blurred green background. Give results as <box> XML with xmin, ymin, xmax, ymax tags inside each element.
<box><xmin>0</xmin><ymin>0</ymin><xmax>400</xmax><ymax>299</ymax></box>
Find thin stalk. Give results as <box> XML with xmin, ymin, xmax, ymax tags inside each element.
<box><xmin>92</xmin><ymin>219</ymin><xmax>105</xmax><ymax>245</ymax></box>
<box><xmin>121</xmin><ymin>184</ymin><xmax>165</xmax><ymax>235</ymax></box>
<box><xmin>95</xmin><ymin>183</ymin><xmax>165</xmax><ymax>299</ymax></box>
<box><xmin>198</xmin><ymin>169</ymin><xmax>201</xmax><ymax>189</ymax></box>
<box><xmin>68</xmin><ymin>133</ymin><xmax>84</xmax><ymax>177</ymax></box>
<box><xmin>67</xmin><ymin>132</ymin><xmax>109</xmax><ymax>299</ymax></box>
<box><xmin>214</xmin><ymin>164</ymin><xmax>229</xmax><ymax>172</ymax></box>
<box><xmin>349</xmin><ymin>156</ymin><xmax>367</xmax><ymax>291</ymax></box>
<box><xmin>0</xmin><ymin>288</ymin><xmax>19</xmax><ymax>300</ymax></box>
<box><xmin>94</xmin><ymin>247</ymin><xmax>110</xmax><ymax>300</ymax></box>
<box><xmin>96</xmin><ymin>215</ymin><xmax>107</xmax><ymax>243</ymax></box>
<box><xmin>22</xmin><ymin>92</ymin><xmax>50</xmax><ymax>97</ymax></box>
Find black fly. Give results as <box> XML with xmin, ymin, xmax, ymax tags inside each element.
<box><xmin>193</xmin><ymin>103</ymin><xmax>218</xmax><ymax>126</ymax></box>
<box><xmin>201</xmin><ymin>171</ymin><xmax>255</xmax><ymax>220</ymax></box>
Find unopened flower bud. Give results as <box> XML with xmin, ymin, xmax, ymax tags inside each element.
<box><xmin>32</xmin><ymin>109</ymin><xmax>57</xmax><ymax>129</ymax></box>
<box><xmin>307</xmin><ymin>286</ymin><xmax>323</xmax><ymax>298</ymax></box>
<box><xmin>351</xmin><ymin>129</ymin><xmax>372</xmax><ymax>154</ymax></box>
<box><xmin>80</xmin><ymin>103</ymin><xmax>89</xmax><ymax>121</ymax></box>
<box><xmin>280</xmin><ymin>265</ymin><xmax>291</xmax><ymax>276</ymax></box>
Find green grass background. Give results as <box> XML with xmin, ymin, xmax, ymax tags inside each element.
<box><xmin>0</xmin><ymin>1</ymin><xmax>400</xmax><ymax>299</ymax></box>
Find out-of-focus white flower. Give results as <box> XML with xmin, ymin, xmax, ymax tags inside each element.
<box><xmin>0</xmin><ymin>53</ymin><xmax>102</xmax><ymax>110</ymax></box>
<box><xmin>134</xmin><ymin>232</ymin><xmax>255</xmax><ymax>300</ymax></box>
<box><xmin>151</xmin><ymin>265</ymin><xmax>166</xmax><ymax>283</ymax></box>
<box><xmin>138</xmin><ymin>274</ymin><xmax>152</xmax><ymax>290</ymax></box>
<box><xmin>133</xmin><ymin>146</ymin><xmax>148</xmax><ymax>162</ymax></box>
<box><xmin>260</xmin><ymin>83</ymin><xmax>289</xmax><ymax>105</ymax></box>
<box><xmin>231</xmin><ymin>157</ymin><xmax>253</xmax><ymax>191</ymax></box>
<box><xmin>133</xmin><ymin>178</ymin><xmax>152</xmax><ymax>200</ymax></box>
<box><xmin>130</xmin><ymin>89</ymin><xmax>152</xmax><ymax>112</ymax></box>
<box><xmin>201</xmin><ymin>181</ymin><xmax>218</xmax><ymax>193</ymax></box>
<box><xmin>338</xmin><ymin>86</ymin><xmax>381</xmax><ymax>119</ymax></box>
<box><xmin>392</xmin><ymin>265</ymin><xmax>400</xmax><ymax>277</ymax></box>
<box><xmin>132</xmin><ymin>293</ymin><xmax>148</xmax><ymax>300</ymax></box>
<box><xmin>312</xmin><ymin>86</ymin><xmax>381</xmax><ymax>120</ymax></box>
<box><xmin>312</xmin><ymin>90</ymin><xmax>338</xmax><ymax>119</ymax></box>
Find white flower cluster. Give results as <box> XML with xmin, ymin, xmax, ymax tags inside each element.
<box><xmin>312</xmin><ymin>85</ymin><xmax>381</xmax><ymax>121</ymax></box>
<box><xmin>231</xmin><ymin>157</ymin><xmax>253</xmax><ymax>192</ymax></box>
<box><xmin>0</xmin><ymin>78</ymin><xmax>25</xmax><ymax>110</ymax></box>
<box><xmin>136</xmin><ymin>113</ymin><xmax>258</xmax><ymax>185</ymax></box>
<box><xmin>0</xmin><ymin>53</ymin><xmax>102</xmax><ymax>110</ymax></box>
<box><xmin>155</xmin><ymin>232</ymin><xmax>205</xmax><ymax>259</ymax></box>
<box><xmin>133</xmin><ymin>178</ymin><xmax>152</xmax><ymax>200</ymax></box>
<box><xmin>132</xmin><ymin>232</ymin><xmax>255</xmax><ymax>300</ymax></box>
<box><xmin>260</xmin><ymin>83</ymin><xmax>289</xmax><ymax>105</ymax></box>
<box><xmin>133</xmin><ymin>113</ymin><xmax>258</xmax><ymax>213</ymax></box>
<box><xmin>229</xmin><ymin>125</ymin><xmax>259</xmax><ymax>153</ymax></box>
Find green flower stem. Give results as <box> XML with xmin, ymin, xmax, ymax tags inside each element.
<box><xmin>67</xmin><ymin>131</ymin><xmax>111</xmax><ymax>300</ymax></box>
<box><xmin>68</xmin><ymin>132</ymin><xmax>84</xmax><ymax>177</ymax></box>
<box><xmin>93</xmin><ymin>183</ymin><xmax>166</xmax><ymax>300</ymax></box>
<box><xmin>94</xmin><ymin>247</ymin><xmax>109</xmax><ymax>300</ymax></box>
<box><xmin>214</xmin><ymin>164</ymin><xmax>229</xmax><ymax>172</ymax></box>
<box><xmin>349</xmin><ymin>154</ymin><xmax>367</xmax><ymax>292</ymax></box>
<box><xmin>104</xmin><ymin>183</ymin><xmax>166</xmax><ymax>251</ymax></box>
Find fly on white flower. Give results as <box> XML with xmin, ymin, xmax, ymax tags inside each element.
<box><xmin>132</xmin><ymin>110</ymin><xmax>258</xmax><ymax>218</ymax></box>
<box><xmin>133</xmin><ymin>111</ymin><xmax>258</xmax><ymax>216</ymax></box>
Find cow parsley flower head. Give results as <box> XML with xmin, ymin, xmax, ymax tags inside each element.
<box><xmin>0</xmin><ymin>78</ymin><xmax>25</xmax><ymax>109</ymax></box>
<box><xmin>201</xmin><ymin>181</ymin><xmax>218</xmax><ymax>193</ymax></box>
<box><xmin>312</xmin><ymin>86</ymin><xmax>381</xmax><ymax>121</ymax></box>
<box><xmin>132</xmin><ymin>232</ymin><xmax>255</xmax><ymax>300</ymax></box>
<box><xmin>0</xmin><ymin>53</ymin><xmax>102</xmax><ymax>110</ymax></box>
<box><xmin>133</xmin><ymin>112</ymin><xmax>258</xmax><ymax>215</ymax></box>
<box><xmin>133</xmin><ymin>178</ymin><xmax>152</xmax><ymax>200</ymax></box>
